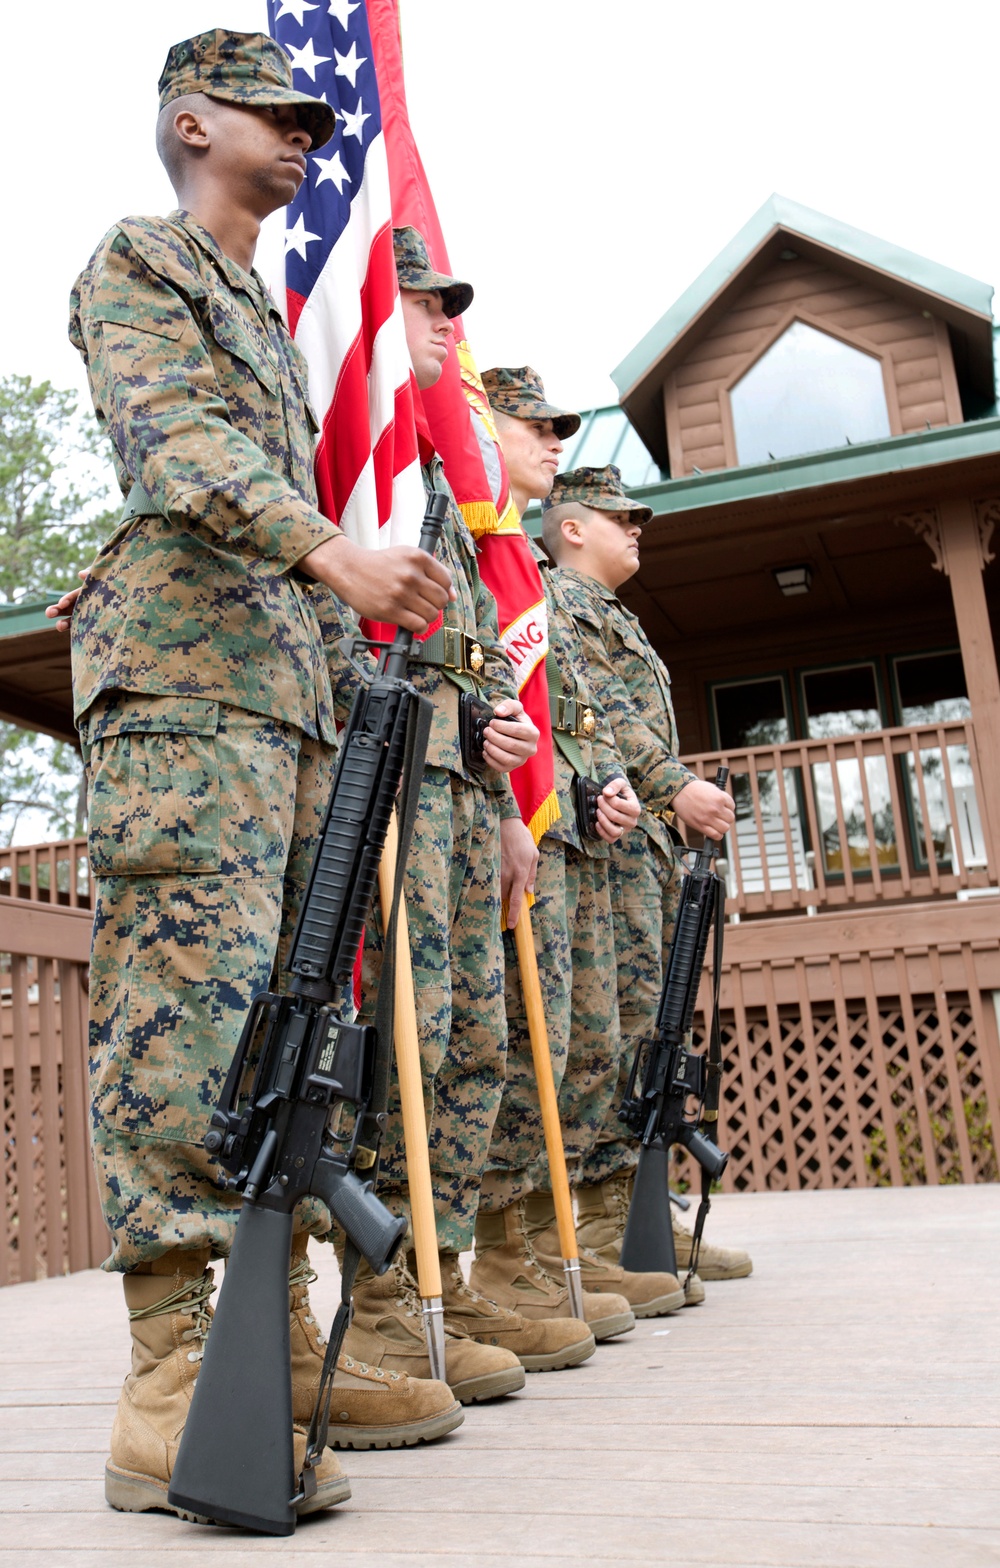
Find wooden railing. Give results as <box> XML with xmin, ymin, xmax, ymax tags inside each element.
<box><xmin>678</xmin><ymin>897</ymin><xmax>1000</xmax><ymax>1193</ymax></box>
<box><xmin>0</xmin><ymin>837</ymin><xmax>90</xmax><ymax>908</ymax></box>
<box><xmin>684</xmin><ymin>719</ymin><xmax>996</xmax><ymax>918</ymax></box>
<box><xmin>1</xmin><ymin>900</ymin><xmax>106</xmax><ymax>1283</ymax></box>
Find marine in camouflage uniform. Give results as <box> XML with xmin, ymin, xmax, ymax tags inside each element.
<box><xmin>69</xmin><ymin>34</ymin><xmax>460</xmax><ymax>1516</ymax></box>
<box><xmin>544</xmin><ymin>465</ymin><xmax>751</xmax><ymax>1287</ymax></box>
<box><xmin>72</xmin><ymin>135</ymin><xmax>343</xmax><ymax>1278</ymax></box>
<box><xmin>474</xmin><ymin>371</ymin><xmax>684</xmax><ymax>1322</ymax></box>
<box><xmin>344</xmin><ymin>235</ymin><xmax>597</xmax><ymax>1400</ymax></box>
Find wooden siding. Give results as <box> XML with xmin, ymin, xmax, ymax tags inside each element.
<box><xmin>664</xmin><ymin>253</ymin><xmax>964</xmax><ymax>476</ymax></box>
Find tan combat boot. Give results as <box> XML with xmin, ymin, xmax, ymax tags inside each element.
<box><xmin>672</xmin><ymin>1213</ymin><xmax>753</xmax><ymax>1280</ymax></box>
<box><xmin>289</xmin><ymin>1235</ymin><xmax>463</xmax><ymax>1447</ymax></box>
<box><xmin>576</xmin><ymin>1173</ymin><xmax>706</xmax><ymax>1308</ymax></box>
<box><xmin>344</xmin><ymin>1254</ymin><xmax>526</xmax><ymax>1404</ymax></box>
<box><xmin>523</xmin><ymin>1190</ymin><xmax>685</xmax><ymax>1318</ymax></box>
<box><xmin>471</xmin><ymin>1200</ymin><xmax>634</xmax><ymax>1341</ymax></box>
<box><xmin>106</xmin><ymin>1247</ymin><xmax>349</xmax><ymax>1519</ymax></box>
<box><xmin>440</xmin><ymin>1252</ymin><xmax>596</xmax><ymax>1372</ymax></box>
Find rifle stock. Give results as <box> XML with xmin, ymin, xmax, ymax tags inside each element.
<box><xmin>167</xmin><ymin>492</ymin><xmax>449</xmax><ymax>1535</ymax></box>
<box><xmin>619</xmin><ymin>1140</ymin><xmax>676</xmax><ymax>1275</ymax></box>
<box><xmin>618</xmin><ymin>767</ymin><xmax>731</xmax><ymax>1276</ymax></box>
<box><xmin>167</xmin><ymin>1207</ymin><xmax>297</xmax><ymax>1533</ymax></box>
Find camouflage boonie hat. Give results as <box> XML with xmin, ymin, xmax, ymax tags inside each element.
<box><xmin>542</xmin><ymin>464</ymin><xmax>652</xmax><ymax>523</ymax></box>
<box><xmin>392</xmin><ymin>227</ymin><xmax>473</xmax><ymax>319</ymax></box>
<box><xmin>482</xmin><ymin>366</ymin><xmax>581</xmax><ymax>439</ymax></box>
<box><xmin>158</xmin><ymin>30</ymin><xmax>336</xmax><ymax>150</ymax></box>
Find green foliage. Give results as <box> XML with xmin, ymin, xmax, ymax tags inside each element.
<box><xmin>0</xmin><ymin>372</ymin><xmax>116</xmax><ymax>845</ymax></box>
<box><xmin>0</xmin><ymin>372</ymin><xmax>117</xmax><ymax>604</ymax></box>
<box><xmin>0</xmin><ymin>723</ymin><xmax>85</xmax><ymax>847</ymax></box>
<box><xmin>865</xmin><ymin>1092</ymin><xmax>997</xmax><ymax>1186</ymax></box>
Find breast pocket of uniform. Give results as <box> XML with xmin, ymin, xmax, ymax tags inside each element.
<box><xmin>85</xmin><ymin>696</ymin><xmax>221</xmax><ymax>877</ymax></box>
<box><xmin>207</xmin><ymin>298</ymin><xmax>279</xmax><ymax>397</ymax></box>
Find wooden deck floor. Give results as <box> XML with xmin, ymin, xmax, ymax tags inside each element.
<box><xmin>2</xmin><ymin>1185</ymin><xmax>999</xmax><ymax>1567</ymax></box>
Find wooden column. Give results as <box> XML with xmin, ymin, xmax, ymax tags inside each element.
<box><xmin>900</xmin><ymin>498</ymin><xmax>1000</xmax><ymax>856</ymax></box>
<box><xmin>940</xmin><ymin>499</ymin><xmax>1000</xmax><ymax>854</ymax></box>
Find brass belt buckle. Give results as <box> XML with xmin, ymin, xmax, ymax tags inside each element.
<box><xmin>444</xmin><ymin>626</ymin><xmax>484</xmax><ymax>677</ymax></box>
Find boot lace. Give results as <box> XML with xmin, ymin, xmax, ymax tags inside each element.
<box><xmin>391</xmin><ymin>1257</ymin><xmax>429</xmax><ymax>1321</ymax></box>
<box><xmin>289</xmin><ymin>1253</ymin><xmax>327</xmax><ymax>1347</ymax></box>
<box><xmin>607</xmin><ymin>1174</ymin><xmax>633</xmax><ymax>1236</ymax></box>
<box><xmin>128</xmin><ymin>1269</ymin><xmax>215</xmax><ymax>1364</ymax></box>
<box><xmin>515</xmin><ymin>1200</ymin><xmax>565</xmax><ymax>1290</ymax></box>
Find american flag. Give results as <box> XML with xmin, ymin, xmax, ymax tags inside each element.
<box><xmin>267</xmin><ymin>0</ymin><xmax>424</xmax><ymax>548</ymax></box>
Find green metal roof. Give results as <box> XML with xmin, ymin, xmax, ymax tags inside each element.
<box><xmin>0</xmin><ymin>600</ymin><xmax>55</xmax><ymax>637</ymax></box>
<box><xmin>557</xmin><ymin>406</ymin><xmax>663</xmax><ymax>487</ymax></box>
<box><xmin>613</xmin><ymin>194</ymin><xmax>995</xmax><ymax>402</ymax></box>
<box><xmin>523</xmin><ymin>411</ymin><xmax>1000</xmax><ymax>539</ymax></box>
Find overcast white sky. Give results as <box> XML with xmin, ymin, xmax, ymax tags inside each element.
<box><xmin>3</xmin><ymin>0</ymin><xmax>998</xmax><ymax>419</ymax></box>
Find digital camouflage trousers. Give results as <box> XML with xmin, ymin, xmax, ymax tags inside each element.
<box><xmin>82</xmin><ymin>692</ymin><xmax>336</xmax><ymax>1272</ymax></box>
<box><xmin>480</xmin><ymin>836</ymin><xmax>619</xmax><ymax>1211</ymax></box>
<box><xmin>361</xmin><ymin>767</ymin><xmax>506</xmax><ymax>1253</ymax></box>
<box><xmin>579</xmin><ymin>829</ymin><xmax>682</xmax><ymax>1186</ymax></box>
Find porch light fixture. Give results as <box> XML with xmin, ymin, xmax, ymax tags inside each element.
<box><xmin>773</xmin><ymin>565</ymin><xmax>812</xmax><ymax>596</ymax></box>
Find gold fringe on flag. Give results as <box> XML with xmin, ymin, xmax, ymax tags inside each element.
<box><xmin>458</xmin><ymin>499</ymin><xmax>500</xmax><ymax>538</ymax></box>
<box><xmin>527</xmin><ymin>788</ymin><xmax>561</xmax><ymax>846</ymax></box>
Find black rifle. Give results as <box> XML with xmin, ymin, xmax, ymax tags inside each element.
<box><xmin>168</xmin><ymin>492</ymin><xmax>448</xmax><ymax>1536</ymax></box>
<box><xmin>618</xmin><ymin>766</ymin><xmax>730</xmax><ymax>1278</ymax></box>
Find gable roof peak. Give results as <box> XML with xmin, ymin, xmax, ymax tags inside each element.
<box><xmin>612</xmin><ymin>194</ymin><xmax>995</xmax><ymax>468</ymax></box>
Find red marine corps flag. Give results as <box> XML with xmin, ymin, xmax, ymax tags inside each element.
<box><xmin>367</xmin><ymin>0</ymin><xmax>559</xmax><ymax>841</ymax></box>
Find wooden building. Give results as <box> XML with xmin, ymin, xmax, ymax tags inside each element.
<box><xmin>544</xmin><ymin>195</ymin><xmax>1000</xmax><ymax>1194</ymax></box>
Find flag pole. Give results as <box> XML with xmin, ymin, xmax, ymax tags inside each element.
<box><xmin>512</xmin><ymin>895</ymin><xmax>585</xmax><ymax>1322</ymax></box>
<box><xmin>377</xmin><ymin>814</ymin><xmax>446</xmax><ymax>1381</ymax></box>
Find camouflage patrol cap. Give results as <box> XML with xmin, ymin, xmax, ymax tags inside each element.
<box><xmin>392</xmin><ymin>227</ymin><xmax>473</xmax><ymax>319</ymax></box>
<box><xmin>482</xmin><ymin>366</ymin><xmax>581</xmax><ymax>439</ymax></box>
<box><xmin>158</xmin><ymin>30</ymin><xmax>336</xmax><ymax>150</ymax></box>
<box><xmin>542</xmin><ymin>464</ymin><xmax>653</xmax><ymax>523</ymax></box>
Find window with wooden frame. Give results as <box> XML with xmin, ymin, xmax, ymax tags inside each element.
<box><xmin>799</xmin><ymin>661</ymin><xmax>899</xmax><ymax>878</ymax></box>
<box><xmin>891</xmin><ymin>650</ymin><xmax>979</xmax><ymax>872</ymax></box>
<box><xmin>727</xmin><ymin>317</ymin><xmax>893</xmax><ymax>467</ymax></box>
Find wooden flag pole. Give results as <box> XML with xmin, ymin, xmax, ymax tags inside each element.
<box><xmin>377</xmin><ymin>813</ymin><xmax>445</xmax><ymax>1381</ymax></box>
<box><xmin>511</xmin><ymin>893</ymin><xmax>585</xmax><ymax>1321</ymax></box>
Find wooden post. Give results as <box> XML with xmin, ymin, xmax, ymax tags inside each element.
<box><xmin>512</xmin><ymin>896</ymin><xmax>585</xmax><ymax>1321</ymax></box>
<box><xmin>376</xmin><ymin>814</ymin><xmax>445</xmax><ymax>1381</ymax></box>
<box><xmin>937</xmin><ymin>498</ymin><xmax>1000</xmax><ymax>857</ymax></box>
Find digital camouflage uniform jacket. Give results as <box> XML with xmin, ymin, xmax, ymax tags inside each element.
<box><xmin>550</xmin><ymin>567</ymin><xmax>697</xmax><ymax>854</ymax></box>
<box><xmin>411</xmin><ymin>458</ymin><xmax>520</xmax><ymax>810</ymax></box>
<box><xmin>531</xmin><ymin>541</ymin><xmax>622</xmax><ymax>857</ymax></box>
<box><xmin>68</xmin><ymin>210</ymin><xmax>343</xmax><ymax>741</ymax></box>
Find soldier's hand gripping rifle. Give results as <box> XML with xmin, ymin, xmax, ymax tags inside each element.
<box><xmin>618</xmin><ymin>766</ymin><xmax>730</xmax><ymax>1281</ymax></box>
<box><xmin>167</xmin><ymin>492</ymin><xmax>448</xmax><ymax>1537</ymax></box>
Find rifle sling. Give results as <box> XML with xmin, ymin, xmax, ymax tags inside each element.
<box><xmin>687</xmin><ymin>875</ymin><xmax>726</xmax><ymax>1284</ymax></box>
<box><xmin>545</xmin><ymin>649</ymin><xmax>590</xmax><ymax>779</ymax></box>
<box><xmin>302</xmin><ymin>685</ymin><xmax>433</xmax><ymax>1476</ymax></box>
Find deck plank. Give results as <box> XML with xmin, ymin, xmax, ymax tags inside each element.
<box><xmin>1</xmin><ymin>1186</ymin><xmax>998</xmax><ymax>1568</ymax></box>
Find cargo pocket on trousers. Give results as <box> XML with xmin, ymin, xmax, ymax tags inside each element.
<box><xmin>86</xmin><ymin>696</ymin><xmax>222</xmax><ymax>876</ymax></box>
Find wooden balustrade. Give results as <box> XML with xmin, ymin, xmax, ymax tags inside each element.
<box><xmin>0</xmin><ymin>837</ymin><xmax>90</xmax><ymax>908</ymax></box>
<box><xmin>684</xmin><ymin>719</ymin><xmax>996</xmax><ymax>918</ymax></box>
<box><xmin>1</xmin><ymin>900</ymin><xmax>106</xmax><ymax>1283</ymax></box>
<box><xmin>675</xmin><ymin>898</ymin><xmax>1000</xmax><ymax>1194</ymax></box>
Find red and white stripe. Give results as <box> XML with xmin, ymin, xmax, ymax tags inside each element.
<box><xmin>284</xmin><ymin>136</ymin><xmax>423</xmax><ymax>548</ymax></box>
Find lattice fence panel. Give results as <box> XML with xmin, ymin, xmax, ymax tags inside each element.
<box><xmin>2</xmin><ymin>1062</ymin><xmax>71</xmax><ymax>1284</ymax></box>
<box><xmin>680</xmin><ymin>990</ymin><xmax>999</xmax><ymax>1193</ymax></box>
